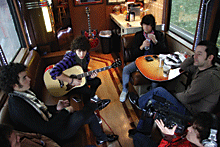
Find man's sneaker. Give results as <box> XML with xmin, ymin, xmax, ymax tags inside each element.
<box><xmin>119</xmin><ymin>91</ymin><xmax>128</xmax><ymax>102</ymax></box>
<box><xmin>128</xmin><ymin>92</ymin><xmax>141</xmax><ymax>110</ymax></box>
<box><xmin>128</xmin><ymin>129</ymin><xmax>137</xmax><ymax>138</ymax></box>
<box><xmin>94</xmin><ymin>113</ymin><xmax>102</xmax><ymax>124</ymax></box>
<box><xmin>91</xmin><ymin>95</ymin><xmax>102</xmax><ymax>103</ymax></box>
<box><xmin>97</xmin><ymin>99</ymin><xmax>111</xmax><ymax>111</ymax></box>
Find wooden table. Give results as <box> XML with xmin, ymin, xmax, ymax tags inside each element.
<box><xmin>135</xmin><ymin>55</ymin><xmax>182</xmax><ymax>82</ymax></box>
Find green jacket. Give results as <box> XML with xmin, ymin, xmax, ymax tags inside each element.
<box><xmin>175</xmin><ymin>56</ymin><xmax>220</xmax><ymax>115</ymax></box>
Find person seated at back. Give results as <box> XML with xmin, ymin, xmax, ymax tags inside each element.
<box><xmin>0</xmin><ymin>124</ymin><xmax>60</xmax><ymax>147</ymax></box>
<box><xmin>133</xmin><ymin>112</ymin><xmax>219</xmax><ymax>147</ymax></box>
<box><xmin>0</xmin><ymin>63</ymin><xmax>118</xmax><ymax>145</ymax></box>
<box><xmin>50</xmin><ymin>35</ymin><xmax>110</xmax><ymax>104</ymax></box>
<box><xmin>128</xmin><ymin>40</ymin><xmax>220</xmax><ymax>137</ymax></box>
<box><xmin>119</xmin><ymin>14</ymin><xmax>168</xmax><ymax>102</ymax></box>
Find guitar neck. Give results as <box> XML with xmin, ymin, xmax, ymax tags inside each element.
<box><xmin>77</xmin><ymin>65</ymin><xmax>112</xmax><ymax>79</ymax></box>
<box><xmin>87</xmin><ymin>13</ymin><xmax>92</xmax><ymax>35</ymax></box>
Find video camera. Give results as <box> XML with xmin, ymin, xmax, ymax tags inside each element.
<box><xmin>144</xmin><ymin>95</ymin><xmax>192</xmax><ymax>134</ymax></box>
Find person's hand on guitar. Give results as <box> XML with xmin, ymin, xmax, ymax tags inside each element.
<box><xmin>57</xmin><ymin>100</ymin><xmax>70</xmax><ymax>111</ymax></box>
<box><xmin>69</xmin><ymin>78</ymin><xmax>82</xmax><ymax>86</ymax></box>
<box><xmin>90</xmin><ymin>71</ymin><xmax>98</xmax><ymax>79</ymax></box>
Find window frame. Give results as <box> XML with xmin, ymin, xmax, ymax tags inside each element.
<box><xmin>164</xmin><ymin>0</ymin><xmax>220</xmax><ymax>63</ymax></box>
<box><xmin>0</xmin><ymin>0</ymin><xmax>29</xmax><ymax>64</ymax></box>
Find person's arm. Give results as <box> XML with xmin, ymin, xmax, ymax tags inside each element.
<box><xmin>180</xmin><ymin>56</ymin><xmax>197</xmax><ymax>73</ymax></box>
<box><xmin>152</xmin><ymin>31</ymin><xmax>169</xmax><ymax>54</ymax></box>
<box><xmin>156</xmin><ymin>119</ymin><xmax>177</xmax><ymax>147</ymax></box>
<box><xmin>9</xmin><ymin>97</ymin><xmax>71</xmax><ymax>134</ymax></box>
<box><xmin>49</xmin><ymin>52</ymin><xmax>82</xmax><ymax>86</ymax></box>
<box><xmin>130</xmin><ymin>31</ymin><xmax>146</xmax><ymax>59</ymax></box>
<box><xmin>176</xmin><ymin>72</ymin><xmax>216</xmax><ymax>104</ymax></box>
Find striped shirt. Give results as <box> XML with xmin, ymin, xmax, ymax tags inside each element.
<box><xmin>49</xmin><ymin>51</ymin><xmax>90</xmax><ymax>80</ymax></box>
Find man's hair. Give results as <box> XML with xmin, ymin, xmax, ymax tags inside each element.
<box><xmin>197</xmin><ymin>40</ymin><xmax>219</xmax><ymax>65</ymax></box>
<box><xmin>70</xmin><ymin>35</ymin><xmax>90</xmax><ymax>52</ymax></box>
<box><xmin>0</xmin><ymin>63</ymin><xmax>26</xmax><ymax>93</ymax></box>
<box><xmin>141</xmin><ymin>14</ymin><xmax>156</xmax><ymax>31</ymax></box>
<box><xmin>192</xmin><ymin>112</ymin><xmax>218</xmax><ymax>143</ymax></box>
<box><xmin>0</xmin><ymin>124</ymin><xmax>14</xmax><ymax>147</ymax></box>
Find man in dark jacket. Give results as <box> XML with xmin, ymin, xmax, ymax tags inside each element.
<box><xmin>119</xmin><ymin>14</ymin><xmax>168</xmax><ymax>102</ymax></box>
<box><xmin>0</xmin><ymin>63</ymin><xmax>118</xmax><ymax>145</ymax></box>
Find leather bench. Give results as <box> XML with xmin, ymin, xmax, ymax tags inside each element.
<box><xmin>0</xmin><ymin>49</ymin><xmax>96</xmax><ymax>146</ymax></box>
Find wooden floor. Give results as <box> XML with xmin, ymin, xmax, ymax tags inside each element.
<box><xmin>89</xmin><ymin>51</ymin><xmax>141</xmax><ymax>147</ymax></box>
<box><xmin>42</xmin><ymin>49</ymin><xmax>142</xmax><ymax>147</ymax></box>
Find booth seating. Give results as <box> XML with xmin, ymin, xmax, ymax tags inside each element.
<box><xmin>0</xmin><ymin>50</ymin><xmax>96</xmax><ymax>146</ymax></box>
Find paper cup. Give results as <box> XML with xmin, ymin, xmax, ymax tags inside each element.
<box><xmin>163</xmin><ymin>65</ymin><xmax>171</xmax><ymax>77</ymax></box>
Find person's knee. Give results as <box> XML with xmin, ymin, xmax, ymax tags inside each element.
<box><xmin>96</xmin><ymin>77</ymin><xmax>101</xmax><ymax>85</ymax></box>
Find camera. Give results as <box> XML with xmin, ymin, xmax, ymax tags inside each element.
<box><xmin>144</xmin><ymin>95</ymin><xmax>192</xmax><ymax>134</ymax></box>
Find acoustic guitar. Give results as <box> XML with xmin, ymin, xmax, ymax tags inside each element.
<box><xmin>82</xmin><ymin>7</ymin><xmax>99</xmax><ymax>49</ymax></box>
<box><xmin>44</xmin><ymin>60</ymin><xmax>121</xmax><ymax>97</ymax></box>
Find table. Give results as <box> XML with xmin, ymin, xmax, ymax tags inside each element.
<box><xmin>110</xmin><ymin>13</ymin><xmax>163</xmax><ymax>36</ymax></box>
<box><xmin>135</xmin><ymin>55</ymin><xmax>183</xmax><ymax>82</ymax></box>
<box><xmin>110</xmin><ymin>13</ymin><xmax>142</xmax><ymax>36</ymax></box>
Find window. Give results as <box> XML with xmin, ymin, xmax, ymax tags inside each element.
<box><xmin>169</xmin><ymin>0</ymin><xmax>200</xmax><ymax>43</ymax></box>
<box><xmin>0</xmin><ymin>0</ymin><xmax>23</xmax><ymax>63</ymax></box>
<box><xmin>217</xmin><ymin>31</ymin><xmax>220</xmax><ymax>59</ymax></box>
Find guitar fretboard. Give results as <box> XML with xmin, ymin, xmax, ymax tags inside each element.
<box><xmin>76</xmin><ymin>65</ymin><xmax>112</xmax><ymax>79</ymax></box>
<box><xmin>86</xmin><ymin>7</ymin><xmax>92</xmax><ymax>36</ymax></box>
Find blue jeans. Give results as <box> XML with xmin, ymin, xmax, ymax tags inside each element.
<box><xmin>122</xmin><ymin>61</ymin><xmax>137</xmax><ymax>92</ymax></box>
<box><xmin>122</xmin><ymin>61</ymin><xmax>159</xmax><ymax>93</ymax></box>
<box><xmin>136</xmin><ymin>87</ymin><xmax>191</xmax><ymax>134</ymax></box>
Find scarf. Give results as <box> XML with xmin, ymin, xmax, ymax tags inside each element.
<box><xmin>10</xmin><ymin>90</ymin><xmax>52</xmax><ymax>121</ymax></box>
<box><xmin>143</xmin><ymin>30</ymin><xmax>155</xmax><ymax>55</ymax></box>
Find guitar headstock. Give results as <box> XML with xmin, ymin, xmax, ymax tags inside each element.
<box><xmin>111</xmin><ymin>59</ymin><xmax>122</xmax><ymax>68</ymax></box>
<box><xmin>85</xmin><ymin>7</ymin><xmax>90</xmax><ymax>15</ymax></box>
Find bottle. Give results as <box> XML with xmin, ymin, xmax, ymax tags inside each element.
<box><xmin>130</xmin><ymin>12</ymin><xmax>135</xmax><ymax>21</ymax></box>
<box><xmin>125</xmin><ymin>9</ymin><xmax>130</xmax><ymax>21</ymax></box>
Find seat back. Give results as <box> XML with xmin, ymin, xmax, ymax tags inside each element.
<box><xmin>121</xmin><ymin>33</ymin><xmax>135</xmax><ymax>64</ymax></box>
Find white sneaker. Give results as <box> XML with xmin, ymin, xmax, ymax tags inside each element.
<box><xmin>91</xmin><ymin>95</ymin><xmax>102</xmax><ymax>102</ymax></box>
<box><xmin>120</xmin><ymin>91</ymin><xmax>128</xmax><ymax>102</ymax></box>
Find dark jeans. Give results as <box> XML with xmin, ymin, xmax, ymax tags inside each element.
<box><xmin>136</xmin><ymin>87</ymin><xmax>192</xmax><ymax>137</ymax></box>
<box><xmin>133</xmin><ymin>132</ymin><xmax>158</xmax><ymax>147</ymax></box>
<box><xmin>52</xmin><ymin>102</ymin><xmax>107</xmax><ymax>141</ymax></box>
<box><xmin>70</xmin><ymin>77</ymin><xmax>101</xmax><ymax>104</ymax></box>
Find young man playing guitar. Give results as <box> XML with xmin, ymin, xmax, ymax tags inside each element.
<box><xmin>50</xmin><ymin>35</ymin><xmax>110</xmax><ymax>105</ymax></box>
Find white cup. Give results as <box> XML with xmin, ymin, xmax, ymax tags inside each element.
<box><xmin>159</xmin><ymin>58</ymin><xmax>164</xmax><ymax>67</ymax></box>
<box><xmin>163</xmin><ymin>65</ymin><xmax>171</xmax><ymax>77</ymax></box>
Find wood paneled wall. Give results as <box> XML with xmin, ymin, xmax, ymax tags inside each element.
<box><xmin>68</xmin><ymin>0</ymin><xmax>115</xmax><ymax>37</ymax></box>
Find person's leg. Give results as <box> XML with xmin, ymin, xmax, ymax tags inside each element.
<box><xmin>120</xmin><ymin>62</ymin><xmax>137</xmax><ymax>102</ymax></box>
<box><xmin>121</xmin><ymin>61</ymin><xmax>137</xmax><ymax>93</ymax></box>
<box><xmin>56</xmin><ymin>103</ymin><xmax>97</xmax><ymax>140</ymax></box>
<box><xmin>150</xmin><ymin>82</ymin><xmax>158</xmax><ymax>90</ymax></box>
<box><xmin>84</xmin><ymin>113</ymin><xmax>107</xmax><ymax>141</ymax></box>
<box><xmin>138</xmin><ymin>87</ymin><xmax>189</xmax><ymax>115</ymax></box>
<box><xmin>70</xmin><ymin>85</ymin><xmax>91</xmax><ymax>104</ymax></box>
<box><xmin>136</xmin><ymin>111</ymin><xmax>154</xmax><ymax>134</ymax></box>
<box><xmin>133</xmin><ymin>132</ymin><xmax>158</xmax><ymax>147</ymax></box>
<box><xmin>87</xmin><ymin>77</ymin><xmax>101</xmax><ymax>98</ymax></box>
